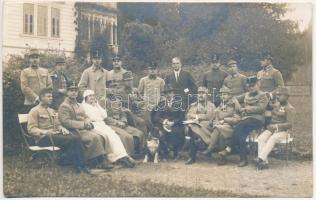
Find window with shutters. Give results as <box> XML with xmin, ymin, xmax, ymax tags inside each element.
<box><xmin>23</xmin><ymin>3</ymin><xmax>34</xmax><ymax>35</ymax></box>
<box><xmin>51</xmin><ymin>8</ymin><xmax>60</xmax><ymax>37</ymax></box>
<box><xmin>37</xmin><ymin>5</ymin><xmax>48</xmax><ymax>36</ymax></box>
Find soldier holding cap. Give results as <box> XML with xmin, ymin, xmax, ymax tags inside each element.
<box><xmin>185</xmin><ymin>86</ymin><xmax>216</xmax><ymax>164</ymax></box>
<box><xmin>256</xmin><ymin>86</ymin><xmax>295</xmax><ymax>170</ymax></box>
<box><xmin>50</xmin><ymin>57</ymin><xmax>68</xmax><ymax>110</ymax></box>
<box><xmin>223</xmin><ymin>59</ymin><xmax>248</xmax><ymax>101</ymax></box>
<box><xmin>202</xmin><ymin>54</ymin><xmax>228</xmax><ymax>107</ymax></box>
<box><xmin>78</xmin><ymin>49</ymin><xmax>109</xmax><ymax>108</ymax></box>
<box><xmin>20</xmin><ymin>48</ymin><xmax>52</xmax><ymax>111</ymax></box>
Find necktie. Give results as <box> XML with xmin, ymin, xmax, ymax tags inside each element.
<box><xmin>176</xmin><ymin>72</ymin><xmax>179</xmax><ymax>82</ymax></box>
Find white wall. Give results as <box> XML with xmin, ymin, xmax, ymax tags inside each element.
<box><xmin>2</xmin><ymin>2</ymin><xmax>76</xmax><ymax>60</ymax></box>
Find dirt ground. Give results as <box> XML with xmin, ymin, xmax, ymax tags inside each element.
<box><xmin>106</xmin><ymin>155</ymin><xmax>313</xmax><ymax>197</ymax></box>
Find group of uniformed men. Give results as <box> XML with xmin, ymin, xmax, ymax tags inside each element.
<box><xmin>20</xmin><ymin>48</ymin><xmax>295</xmax><ymax>174</ymax></box>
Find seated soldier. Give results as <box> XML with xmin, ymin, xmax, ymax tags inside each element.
<box><xmin>106</xmin><ymin>98</ymin><xmax>146</xmax><ymax>157</ymax></box>
<box><xmin>256</xmin><ymin>87</ymin><xmax>295</xmax><ymax>170</ymax></box>
<box><xmin>58</xmin><ymin>80</ymin><xmax>113</xmax><ymax>170</ymax></box>
<box><xmin>151</xmin><ymin>86</ymin><xmax>185</xmax><ymax>160</ymax></box>
<box><xmin>81</xmin><ymin>90</ymin><xmax>135</xmax><ymax>168</ymax></box>
<box><xmin>27</xmin><ymin>88</ymin><xmax>90</xmax><ymax>174</ymax></box>
<box><xmin>200</xmin><ymin>86</ymin><xmax>241</xmax><ymax>165</ymax></box>
<box><xmin>109</xmin><ymin>71</ymin><xmax>148</xmax><ymax>137</ymax></box>
<box><xmin>185</xmin><ymin>86</ymin><xmax>216</xmax><ymax>165</ymax></box>
<box><xmin>218</xmin><ymin>76</ymin><xmax>268</xmax><ymax>167</ymax></box>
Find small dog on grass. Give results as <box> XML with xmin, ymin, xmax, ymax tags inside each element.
<box><xmin>143</xmin><ymin>136</ymin><xmax>160</xmax><ymax>164</ymax></box>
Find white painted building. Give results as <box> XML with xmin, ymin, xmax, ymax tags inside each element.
<box><xmin>2</xmin><ymin>1</ymin><xmax>118</xmax><ymax>60</ymax></box>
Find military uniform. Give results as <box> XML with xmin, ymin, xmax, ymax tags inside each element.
<box><xmin>107</xmin><ymin>68</ymin><xmax>127</xmax><ymax>84</ymax></box>
<box><xmin>106</xmin><ymin>102</ymin><xmax>145</xmax><ymax>154</ymax></box>
<box><xmin>223</xmin><ymin>73</ymin><xmax>247</xmax><ymax>100</ymax></box>
<box><xmin>232</xmin><ymin>81</ymin><xmax>269</xmax><ymax>164</ymax></box>
<box><xmin>58</xmin><ymin>97</ymin><xmax>108</xmax><ymax>160</ymax></box>
<box><xmin>28</xmin><ymin>103</ymin><xmax>86</xmax><ymax>170</ymax></box>
<box><xmin>50</xmin><ymin>70</ymin><xmax>68</xmax><ymax>110</ymax></box>
<box><xmin>257</xmin><ymin>91</ymin><xmax>295</xmax><ymax>162</ymax></box>
<box><xmin>78</xmin><ymin>65</ymin><xmax>108</xmax><ymax>108</ymax></box>
<box><xmin>202</xmin><ymin>68</ymin><xmax>228</xmax><ymax>106</ymax></box>
<box><xmin>257</xmin><ymin>65</ymin><xmax>284</xmax><ymax>93</ymax></box>
<box><xmin>138</xmin><ymin>75</ymin><xmax>165</xmax><ymax>108</ymax></box>
<box><xmin>20</xmin><ymin>67</ymin><xmax>52</xmax><ymax>106</ymax></box>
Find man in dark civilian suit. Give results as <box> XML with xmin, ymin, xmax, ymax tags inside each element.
<box><xmin>164</xmin><ymin>57</ymin><xmax>197</xmax><ymax>111</ymax></box>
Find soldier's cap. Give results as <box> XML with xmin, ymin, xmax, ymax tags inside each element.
<box><xmin>91</xmin><ymin>49</ymin><xmax>102</xmax><ymax>59</ymax></box>
<box><xmin>66</xmin><ymin>80</ymin><xmax>78</xmax><ymax>89</ymax></box>
<box><xmin>29</xmin><ymin>48</ymin><xmax>40</xmax><ymax>57</ymax></box>
<box><xmin>261</xmin><ymin>52</ymin><xmax>273</xmax><ymax>61</ymax></box>
<box><xmin>83</xmin><ymin>89</ymin><xmax>95</xmax><ymax>99</ymax></box>
<box><xmin>227</xmin><ymin>59</ymin><xmax>237</xmax><ymax>66</ymax></box>
<box><xmin>112</xmin><ymin>55</ymin><xmax>121</xmax><ymax>61</ymax></box>
<box><xmin>198</xmin><ymin>86</ymin><xmax>208</xmax><ymax>93</ymax></box>
<box><xmin>161</xmin><ymin>85</ymin><xmax>174</xmax><ymax>94</ymax></box>
<box><xmin>246</xmin><ymin>76</ymin><xmax>257</xmax><ymax>86</ymax></box>
<box><xmin>122</xmin><ymin>71</ymin><xmax>133</xmax><ymax>81</ymax></box>
<box><xmin>148</xmin><ymin>62</ymin><xmax>158</xmax><ymax>69</ymax></box>
<box><xmin>211</xmin><ymin>54</ymin><xmax>220</xmax><ymax>62</ymax></box>
<box><xmin>219</xmin><ymin>86</ymin><xmax>232</xmax><ymax>94</ymax></box>
<box><xmin>276</xmin><ymin>87</ymin><xmax>289</xmax><ymax>96</ymax></box>
<box><xmin>55</xmin><ymin>57</ymin><xmax>65</xmax><ymax>64</ymax></box>
<box><xmin>39</xmin><ymin>87</ymin><xmax>53</xmax><ymax>97</ymax></box>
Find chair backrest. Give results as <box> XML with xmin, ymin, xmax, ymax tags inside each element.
<box><xmin>18</xmin><ymin>113</ymin><xmax>36</xmax><ymax>147</ymax></box>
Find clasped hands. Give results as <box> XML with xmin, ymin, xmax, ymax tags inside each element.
<box><xmin>84</xmin><ymin>119</ymin><xmax>94</xmax><ymax>130</ymax></box>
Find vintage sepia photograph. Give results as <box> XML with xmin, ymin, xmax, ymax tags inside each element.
<box><xmin>2</xmin><ymin>0</ymin><xmax>313</xmax><ymax>198</ymax></box>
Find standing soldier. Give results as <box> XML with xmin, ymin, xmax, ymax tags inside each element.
<box><xmin>107</xmin><ymin>55</ymin><xmax>127</xmax><ymax>86</ymax></box>
<box><xmin>223</xmin><ymin>59</ymin><xmax>248</xmax><ymax>102</ymax></box>
<box><xmin>257</xmin><ymin>53</ymin><xmax>284</xmax><ymax>93</ymax></box>
<box><xmin>20</xmin><ymin>48</ymin><xmax>52</xmax><ymax>112</ymax></box>
<box><xmin>202</xmin><ymin>54</ymin><xmax>228</xmax><ymax>107</ymax></box>
<box><xmin>50</xmin><ymin>57</ymin><xmax>68</xmax><ymax>110</ymax></box>
<box><xmin>257</xmin><ymin>53</ymin><xmax>284</xmax><ymax>127</ymax></box>
<box><xmin>138</xmin><ymin>62</ymin><xmax>165</xmax><ymax>134</ymax></box>
<box><xmin>78</xmin><ymin>49</ymin><xmax>108</xmax><ymax>108</ymax></box>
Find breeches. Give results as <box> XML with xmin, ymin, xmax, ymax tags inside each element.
<box><xmin>257</xmin><ymin>130</ymin><xmax>288</xmax><ymax>161</ymax></box>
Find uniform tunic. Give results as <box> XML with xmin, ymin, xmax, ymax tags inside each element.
<box><xmin>107</xmin><ymin>68</ymin><xmax>127</xmax><ymax>83</ymax></box>
<box><xmin>50</xmin><ymin>70</ymin><xmax>68</xmax><ymax>110</ymax></box>
<box><xmin>202</xmin><ymin>69</ymin><xmax>228</xmax><ymax>95</ymax></box>
<box><xmin>213</xmin><ymin>97</ymin><xmax>241</xmax><ymax>139</ymax></box>
<box><xmin>20</xmin><ymin>66</ymin><xmax>52</xmax><ymax>105</ymax></box>
<box><xmin>58</xmin><ymin>98</ymin><xmax>108</xmax><ymax>160</ymax></box>
<box><xmin>223</xmin><ymin>73</ymin><xmax>248</xmax><ymax>98</ymax></box>
<box><xmin>78</xmin><ymin>65</ymin><xmax>108</xmax><ymax>108</ymax></box>
<box><xmin>28</xmin><ymin>104</ymin><xmax>60</xmax><ymax>143</ymax></box>
<box><xmin>138</xmin><ymin>76</ymin><xmax>165</xmax><ymax>108</ymax></box>
<box><xmin>242</xmin><ymin>91</ymin><xmax>269</xmax><ymax>124</ymax></box>
<box><xmin>186</xmin><ymin>101</ymin><xmax>216</xmax><ymax>143</ymax></box>
<box><xmin>257</xmin><ymin>65</ymin><xmax>284</xmax><ymax>92</ymax></box>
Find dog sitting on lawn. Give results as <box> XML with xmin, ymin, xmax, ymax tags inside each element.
<box><xmin>143</xmin><ymin>136</ymin><xmax>160</xmax><ymax>163</ymax></box>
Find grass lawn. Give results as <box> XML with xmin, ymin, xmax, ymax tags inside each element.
<box><xmin>4</xmin><ymin>153</ymin><xmax>250</xmax><ymax>197</ymax></box>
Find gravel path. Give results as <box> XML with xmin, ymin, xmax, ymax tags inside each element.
<box><xmin>110</xmin><ymin>155</ymin><xmax>313</xmax><ymax>197</ymax></box>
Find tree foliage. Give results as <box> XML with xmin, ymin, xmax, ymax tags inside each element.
<box><xmin>118</xmin><ymin>3</ymin><xmax>309</xmax><ymax>81</ymax></box>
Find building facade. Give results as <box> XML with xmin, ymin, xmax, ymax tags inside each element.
<box><xmin>2</xmin><ymin>1</ymin><xmax>117</xmax><ymax>60</ymax></box>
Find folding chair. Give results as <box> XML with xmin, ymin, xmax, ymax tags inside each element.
<box><xmin>18</xmin><ymin>114</ymin><xmax>61</xmax><ymax>165</ymax></box>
